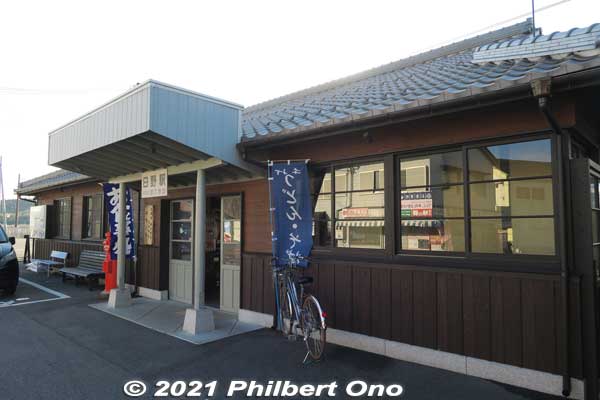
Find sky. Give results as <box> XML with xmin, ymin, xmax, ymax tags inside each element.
<box><xmin>0</xmin><ymin>0</ymin><xmax>598</xmax><ymax>199</ymax></box>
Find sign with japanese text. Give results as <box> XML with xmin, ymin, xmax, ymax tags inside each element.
<box><xmin>141</xmin><ymin>168</ymin><xmax>168</xmax><ymax>198</ymax></box>
<box><xmin>103</xmin><ymin>184</ymin><xmax>136</xmax><ymax>261</ymax></box>
<box><xmin>401</xmin><ymin>191</ymin><xmax>433</xmax><ymax>218</ymax></box>
<box><xmin>268</xmin><ymin>162</ymin><xmax>313</xmax><ymax>268</ymax></box>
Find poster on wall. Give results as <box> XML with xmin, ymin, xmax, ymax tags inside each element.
<box><xmin>141</xmin><ymin>168</ymin><xmax>168</xmax><ymax>198</ymax></box>
<box><xmin>103</xmin><ymin>184</ymin><xmax>136</xmax><ymax>260</ymax></box>
<box><xmin>143</xmin><ymin>204</ymin><xmax>154</xmax><ymax>246</ymax></box>
<box><xmin>29</xmin><ymin>205</ymin><xmax>48</xmax><ymax>239</ymax></box>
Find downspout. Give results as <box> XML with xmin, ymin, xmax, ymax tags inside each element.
<box><xmin>532</xmin><ymin>78</ymin><xmax>571</xmax><ymax>397</ymax></box>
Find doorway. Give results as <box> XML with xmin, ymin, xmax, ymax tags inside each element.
<box><xmin>169</xmin><ymin>199</ymin><xmax>194</xmax><ymax>304</ymax></box>
<box><xmin>205</xmin><ymin>197</ymin><xmax>221</xmax><ymax>308</ymax></box>
<box><xmin>220</xmin><ymin>195</ymin><xmax>242</xmax><ymax>313</ymax></box>
<box><xmin>204</xmin><ymin>195</ymin><xmax>242</xmax><ymax>312</ymax></box>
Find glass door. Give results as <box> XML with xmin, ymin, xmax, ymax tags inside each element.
<box><xmin>169</xmin><ymin>199</ymin><xmax>194</xmax><ymax>304</ymax></box>
<box><xmin>220</xmin><ymin>195</ymin><xmax>241</xmax><ymax>312</ymax></box>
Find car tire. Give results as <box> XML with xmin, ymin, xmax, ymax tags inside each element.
<box><xmin>6</xmin><ymin>285</ymin><xmax>17</xmax><ymax>295</ymax></box>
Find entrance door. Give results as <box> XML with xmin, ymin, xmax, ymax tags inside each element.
<box><xmin>570</xmin><ymin>158</ymin><xmax>600</xmax><ymax>399</ymax></box>
<box><xmin>169</xmin><ymin>199</ymin><xmax>194</xmax><ymax>304</ymax></box>
<box><xmin>220</xmin><ymin>195</ymin><xmax>241</xmax><ymax>312</ymax></box>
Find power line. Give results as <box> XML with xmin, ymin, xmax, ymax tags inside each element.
<box><xmin>0</xmin><ymin>86</ymin><xmax>120</xmax><ymax>95</ymax></box>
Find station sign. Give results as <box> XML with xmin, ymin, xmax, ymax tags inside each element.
<box><xmin>141</xmin><ymin>168</ymin><xmax>168</xmax><ymax>198</ymax></box>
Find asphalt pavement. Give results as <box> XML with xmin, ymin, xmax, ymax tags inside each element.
<box><xmin>0</xmin><ymin>266</ymin><xmax>565</xmax><ymax>400</ymax></box>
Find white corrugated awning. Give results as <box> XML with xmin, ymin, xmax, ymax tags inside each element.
<box><xmin>335</xmin><ymin>220</ymin><xmax>384</xmax><ymax>228</ymax></box>
<box><xmin>47</xmin><ymin>80</ymin><xmax>261</xmax><ymax>181</ymax></box>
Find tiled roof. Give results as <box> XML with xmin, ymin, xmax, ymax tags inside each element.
<box><xmin>240</xmin><ymin>20</ymin><xmax>600</xmax><ymax>141</ymax></box>
<box><xmin>16</xmin><ymin>169</ymin><xmax>92</xmax><ymax>195</ymax></box>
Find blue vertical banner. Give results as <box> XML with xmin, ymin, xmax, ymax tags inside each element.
<box><xmin>103</xmin><ymin>184</ymin><xmax>136</xmax><ymax>261</ymax></box>
<box><xmin>268</xmin><ymin>161</ymin><xmax>313</xmax><ymax>267</ymax></box>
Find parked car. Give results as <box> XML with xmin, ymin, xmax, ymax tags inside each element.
<box><xmin>0</xmin><ymin>226</ymin><xmax>18</xmax><ymax>295</ymax></box>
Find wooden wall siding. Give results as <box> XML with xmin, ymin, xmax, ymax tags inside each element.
<box><xmin>33</xmin><ymin>238</ymin><xmax>103</xmax><ymax>267</ymax></box>
<box><xmin>241</xmin><ymin>252</ymin><xmax>583</xmax><ymax>378</ymax></box>
<box><xmin>33</xmin><ymin>238</ymin><xmax>137</xmax><ymax>286</ymax></box>
<box><xmin>136</xmin><ymin>246</ymin><xmax>161</xmax><ymax>290</ymax></box>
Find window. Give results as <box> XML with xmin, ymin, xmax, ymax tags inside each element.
<box><xmin>468</xmin><ymin>139</ymin><xmax>555</xmax><ymax>255</ymax></box>
<box><xmin>399</xmin><ymin>151</ymin><xmax>465</xmax><ymax>252</ymax></box>
<box><xmin>312</xmin><ymin>161</ymin><xmax>385</xmax><ymax>249</ymax></box>
<box><xmin>396</xmin><ymin>138</ymin><xmax>556</xmax><ymax>256</ymax></box>
<box><xmin>54</xmin><ymin>198</ymin><xmax>72</xmax><ymax>239</ymax></box>
<box><xmin>83</xmin><ymin>194</ymin><xmax>103</xmax><ymax>239</ymax></box>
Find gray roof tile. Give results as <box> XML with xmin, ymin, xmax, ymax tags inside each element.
<box><xmin>241</xmin><ymin>21</ymin><xmax>600</xmax><ymax>141</ymax></box>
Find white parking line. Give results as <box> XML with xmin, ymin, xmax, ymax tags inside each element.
<box><xmin>19</xmin><ymin>278</ymin><xmax>70</xmax><ymax>299</ymax></box>
<box><xmin>0</xmin><ymin>278</ymin><xmax>70</xmax><ymax>308</ymax></box>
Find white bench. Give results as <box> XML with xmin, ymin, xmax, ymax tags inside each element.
<box><xmin>29</xmin><ymin>251</ymin><xmax>69</xmax><ymax>278</ymax></box>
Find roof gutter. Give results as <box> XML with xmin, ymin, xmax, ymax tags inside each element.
<box><xmin>532</xmin><ymin>77</ymin><xmax>571</xmax><ymax>398</ymax></box>
<box><xmin>239</xmin><ymin>66</ymin><xmax>600</xmax><ymax>151</ymax></box>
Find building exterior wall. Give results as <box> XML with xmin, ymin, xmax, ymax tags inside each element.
<box><xmin>25</xmin><ymin>94</ymin><xmax>588</xmax><ymax>379</ymax></box>
<box><xmin>237</xmin><ymin>95</ymin><xmax>585</xmax><ymax>379</ymax></box>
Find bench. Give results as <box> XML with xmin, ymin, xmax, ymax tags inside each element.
<box><xmin>61</xmin><ymin>250</ymin><xmax>105</xmax><ymax>290</ymax></box>
<box><xmin>29</xmin><ymin>251</ymin><xmax>69</xmax><ymax>278</ymax></box>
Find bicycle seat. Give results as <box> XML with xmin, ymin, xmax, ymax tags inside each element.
<box><xmin>297</xmin><ymin>276</ymin><xmax>313</xmax><ymax>285</ymax></box>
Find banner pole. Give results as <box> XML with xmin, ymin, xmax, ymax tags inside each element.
<box><xmin>267</xmin><ymin>160</ymin><xmax>281</xmax><ymax>330</ymax></box>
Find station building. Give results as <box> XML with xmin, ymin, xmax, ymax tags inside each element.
<box><xmin>15</xmin><ymin>20</ymin><xmax>600</xmax><ymax>399</ymax></box>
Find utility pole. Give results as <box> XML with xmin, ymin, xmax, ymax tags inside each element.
<box><xmin>531</xmin><ymin>0</ymin><xmax>537</xmax><ymax>37</ymax></box>
<box><xmin>0</xmin><ymin>156</ymin><xmax>6</xmax><ymax>229</ymax></box>
<box><xmin>15</xmin><ymin>174</ymin><xmax>20</xmax><ymax>227</ymax></box>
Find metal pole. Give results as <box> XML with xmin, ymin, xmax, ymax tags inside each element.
<box><xmin>15</xmin><ymin>174</ymin><xmax>20</xmax><ymax>227</ymax></box>
<box><xmin>194</xmin><ymin>169</ymin><xmax>206</xmax><ymax>309</ymax></box>
<box><xmin>117</xmin><ymin>182</ymin><xmax>126</xmax><ymax>289</ymax></box>
<box><xmin>0</xmin><ymin>156</ymin><xmax>6</xmax><ymax>229</ymax></box>
<box><xmin>531</xmin><ymin>0</ymin><xmax>536</xmax><ymax>37</ymax></box>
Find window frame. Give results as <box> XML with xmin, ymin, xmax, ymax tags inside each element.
<box><xmin>311</xmin><ymin>156</ymin><xmax>387</xmax><ymax>254</ymax></box>
<box><xmin>393</xmin><ymin>133</ymin><xmax>559</xmax><ymax>260</ymax></box>
<box><xmin>53</xmin><ymin>197</ymin><xmax>72</xmax><ymax>240</ymax></box>
<box><xmin>82</xmin><ymin>193</ymin><xmax>105</xmax><ymax>240</ymax></box>
<box><xmin>310</xmin><ymin>132</ymin><xmax>561</xmax><ymax>267</ymax></box>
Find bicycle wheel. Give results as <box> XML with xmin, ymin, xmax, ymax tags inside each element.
<box><xmin>278</xmin><ymin>279</ymin><xmax>294</xmax><ymax>336</ymax></box>
<box><xmin>301</xmin><ymin>295</ymin><xmax>326</xmax><ymax>360</ymax></box>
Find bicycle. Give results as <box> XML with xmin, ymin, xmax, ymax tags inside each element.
<box><xmin>273</xmin><ymin>256</ymin><xmax>327</xmax><ymax>362</ymax></box>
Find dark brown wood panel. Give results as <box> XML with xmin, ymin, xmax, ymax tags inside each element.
<box><xmin>334</xmin><ymin>263</ymin><xmax>353</xmax><ymax>331</ymax></box>
<box><xmin>240</xmin><ymin>252</ymin><xmax>583</xmax><ymax>378</ymax></box>
<box><xmin>437</xmin><ymin>272</ymin><xmax>463</xmax><ymax>355</ymax></box>
<box><xmin>314</xmin><ymin>262</ymin><xmax>336</xmax><ymax>327</ymax></box>
<box><xmin>352</xmin><ymin>266</ymin><xmax>371</xmax><ymax>335</ymax></box>
<box><xmin>136</xmin><ymin>246</ymin><xmax>160</xmax><ymax>290</ymax></box>
<box><xmin>490</xmin><ymin>276</ymin><xmax>523</xmax><ymax>366</ymax></box>
<box><xmin>371</xmin><ymin>267</ymin><xmax>391</xmax><ymax>340</ymax></box>
<box><xmin>413</xmin><ymin>270</ymin><xmax>437</xmax><ymax>349</ymax></box>
<box><xmin>391</xmin><ymin>269</ymin><xmax>414</xmax><ymax>344</ymax></box>
<box><xmin>463</xmin><ymin>275</ymin><xmax>491</xmax><ymax>360</ymax></box>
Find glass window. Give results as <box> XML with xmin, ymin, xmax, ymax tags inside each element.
<box><xmin>401</xmin><ymin>151</ymin><xmax>463</xmax><ymax>188</ymax></box>
<box><xmin>471</xmin><ymin>218</ymin><xmax>555</xmax><ymax>255</ymax></box>
<box><xmin>468</xmin><ymin>139</ymin><xmax>555</xmax><ymax>255</ymax></box>
<box><xmin>172</xmin><ymin>200</ymin><xmax>193</xmax><ymax>220</ymax></box>
<box><xmin>83</xmin><ymin>194</ymin><xmax>103</xmax><ymax>239</ymax></box>
<box><xmin>469</xmin><ymin>178</ymin><xmax>553</xmax><ymax>217</ymax></box>
<box><xmin>311</xmin><ymin>161</ymin><xmax>385</xmax><ymax>249</ymax></box>
<box><xmin>400</xmin><ymin>186</ymin><xmax>464</xmax><ymax>218</ymax></box>
<box><xmin>468</xmin><ymin>139</ymin><xmax>552</xmax><ymax>181</ymax></box>
<box><xmin>401</xmin><ymin>219</ymin><xmax>465</xmax><ymax>252</ymax></box>
<box><xmin>54</xmin><ymin>198</ymin><xmax>71</xmax><ymax>239</ymax></box>
<box><xmin>399</xmin><ymin>151</ymin><xmax>465</xmax><ymax>253</ymax></box>
<box><xmin>0</xmin><ymin>226</ymin><xmax>8</xmax><ymax>242</ymax></box>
